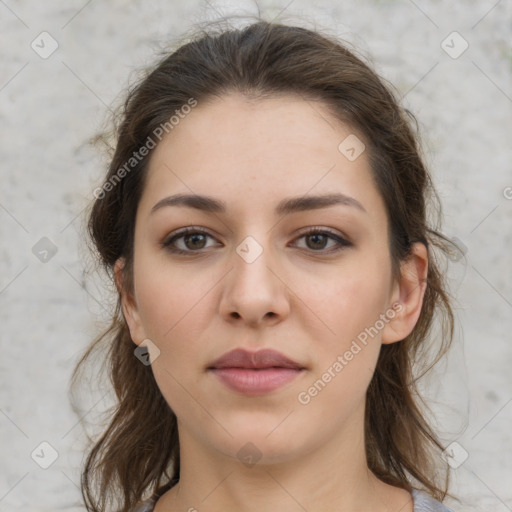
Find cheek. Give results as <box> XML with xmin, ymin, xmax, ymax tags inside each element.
<box><xmin>133</xmin><ymin>253</ymin><xmax>212</xmax><ymax>341</ymax></box>
<box><xmin>132</xmin><ymin>256</ymin><xmax>219</xmax><ymax>398</ymax></box>
<box><xmin>133</xmin><ymin>262</ymin><xmax>210</xmax><ymax>412</ymax></box>
<box><xmin>305</xmin><ymin>257</ymin><xmax>390</xmax><ymax>344</ymax></box>
<box><xmin>298</xmin><ymin>257</ymin><xmax>391</xmax><ymax>403</ymax></box>
<box><xmin>295</xmin><ymin>270</ymin><xmax>387</xmax><ymax>415</ymax></box>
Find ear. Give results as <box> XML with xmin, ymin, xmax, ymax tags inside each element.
<box><xmin>114</xmin><ymin>258</ymin><xmax>147</xmax><ymax>345</ymax></box>
<box><xmin>381</xmin><ymin>242</ymin><xmax>428</xmax><ymax>345</ymax></box>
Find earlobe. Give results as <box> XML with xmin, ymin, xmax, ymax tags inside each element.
<box><xmin>381</xmin><ymin>242</ymin><xmax>428</xmax><ymax>345</ymax></box>
<box><xmin>114</xmin><ymin>258</ymin><xmax>146</xmax><ymax>345</ymax></box>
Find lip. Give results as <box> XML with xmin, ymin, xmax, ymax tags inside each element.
<box><xmin>208</xmin><ymin>348</ymin><xmax>304</xmax><ymax>370</ymax></box>
<box><xmin>207</xmin><ymin>348</ymin><xmax>305</xmax><ymax>395</ymax></box>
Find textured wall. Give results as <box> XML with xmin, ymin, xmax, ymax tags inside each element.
<box><xmin>1</xmin><ymin>1</ymin><xmax>511</xmax><ymax>511</ymax></box>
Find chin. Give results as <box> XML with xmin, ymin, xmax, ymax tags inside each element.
<box><xmin>214</xmin><ymin>417</ymin><xmax>311</xmax><ymax>464</ymax></box>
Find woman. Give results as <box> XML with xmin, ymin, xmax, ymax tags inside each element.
<box><xmin>71</xmin><ymin>19</ymin><xmax>459</xmax><ymax>512</ymax></box>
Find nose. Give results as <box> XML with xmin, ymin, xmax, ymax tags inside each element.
<box><xmin>218</xmin><ymin>236</ymin><xmax>291</xmax><ymax>327</ymax></box>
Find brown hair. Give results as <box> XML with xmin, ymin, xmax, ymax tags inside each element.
<box><xmin>70</xmin><ymin>18</ymin><xmax>460</xmax><ymax>512</ymax></box>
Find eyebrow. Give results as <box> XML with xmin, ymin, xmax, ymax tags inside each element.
<box><xmin>150</xmin><ymin>192</ymin><xmax>367</xmax><ymax>216</ymax></box>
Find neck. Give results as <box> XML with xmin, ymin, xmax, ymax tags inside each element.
<box><xmin>158</xmin><ymin>409</ymin><xmax>413</xmax><ymax>512</ymax></box>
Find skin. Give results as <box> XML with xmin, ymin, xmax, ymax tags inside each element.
<box><xmin>115</xmin><ymin>92</ymin><xmax>428</xmax><ymax>512</ymax></box>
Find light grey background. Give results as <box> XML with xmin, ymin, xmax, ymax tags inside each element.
<box><xmin>1</xmin><ymin>1</ymin><xmax>511</xmax><ymax>511</ymax></box>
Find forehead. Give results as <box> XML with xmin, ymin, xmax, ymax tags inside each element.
<box><xmin>138</xmin><ymin>92</ymin><xmax>387</xmax><ymax>226</ymax></box>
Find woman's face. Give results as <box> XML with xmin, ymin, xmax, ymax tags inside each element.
<box><xmin>119</xmin><ymin>92</ymin><xmax>425</xmax><ymax>466</ymax></box>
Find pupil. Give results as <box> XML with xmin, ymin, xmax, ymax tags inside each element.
<box><xmin>308</xmin><ymin>233</ymin><xmax>326</xmax><ymax>249</ymax></box>
<box><xmin>187</xmin><ymin>234</ymin><xmax>205</xmax><ymax>249</ymax></box>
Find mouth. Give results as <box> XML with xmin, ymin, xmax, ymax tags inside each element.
<box><xmin>207</xmin><ymin>348</ymin><xmax>305</xmax><ymax>395</ymax></box>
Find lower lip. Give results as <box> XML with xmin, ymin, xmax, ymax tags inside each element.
<box><xmin>210</xmin><ymin>368</ymin><xmax>303</xmax><ymax>395</ymax></box>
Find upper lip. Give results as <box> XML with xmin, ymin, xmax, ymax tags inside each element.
<box><xmin>208</xmin><ymin>348</ymin><xmax>304</xmax><ymax>370</ymax></box>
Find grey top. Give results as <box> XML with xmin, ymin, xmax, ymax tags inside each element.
<box><xmin>129</xmin><ymin>486</ymin><xmax>455</xmax><ymax>512</ymax></box>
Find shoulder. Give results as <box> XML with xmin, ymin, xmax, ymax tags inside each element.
<box><xmin>412</xmin><ymin>489</ymin><xmax>455</xmax><ymax>512</ymax></box>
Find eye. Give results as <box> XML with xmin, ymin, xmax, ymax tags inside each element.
<box><xmin>162</xmin><ymin>227</ymin><xmax>219</xmax><ymax>255</ymax></box>
<box><xmin>292</xmin><ymin>227</ymin><xmax>352</xmax><ymax>253</ymax></box>
<box><xmin>162</xmin><ymin>226</ymin><xmax>352</xmax><ymax>255</ymax></box>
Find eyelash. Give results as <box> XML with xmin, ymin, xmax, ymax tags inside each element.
<box><xmin>161</xmin><ymin>226</ymin><xmax>353</xmax><ymax>256</ymax></box>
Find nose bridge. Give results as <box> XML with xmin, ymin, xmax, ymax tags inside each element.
<box><xmin>231</xmin><ymin>233</ymin><xmax>275</xmax><ymax>288</ymax></box>
<box><xmin>235</xmin><ymin>234</ymin><xmax>267</xmax><ymax>267</ymax></box>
